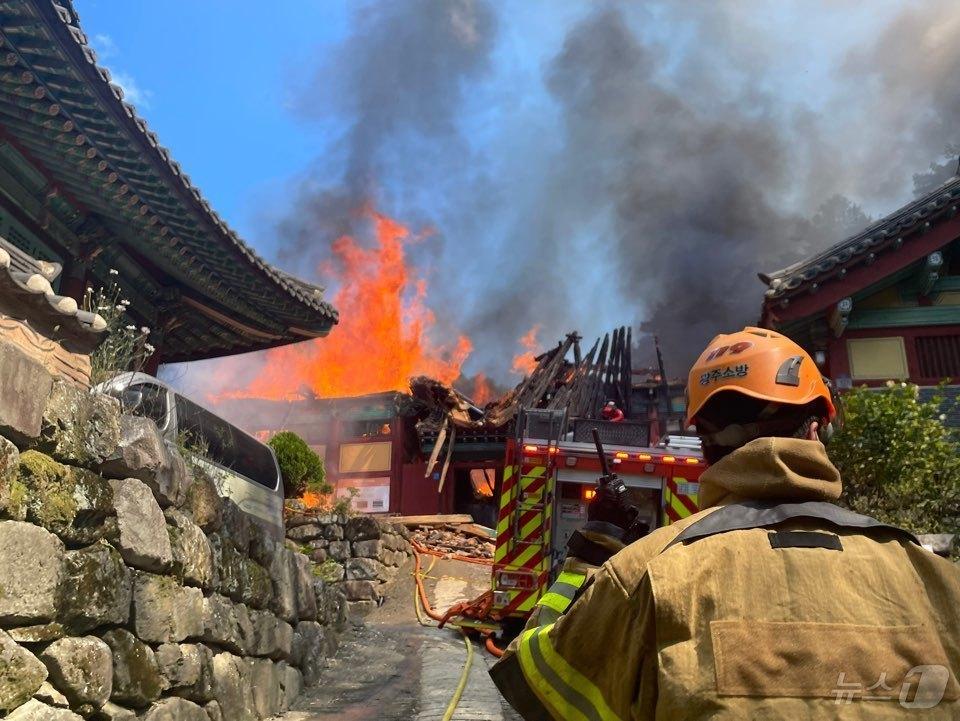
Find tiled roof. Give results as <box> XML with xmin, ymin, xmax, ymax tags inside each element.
<box><xmin>0</xmin><ymin>1</ymin><xmax>338</xmax><ymax>361</ymax></box>
<box><xmin>0</xmin><ymin>234</ymin><xmax>105</xmax><ymax>351</ymax></box>
<box><xmin>761</xmin><ymin>175</ymin><xmax>960</xmax><ymax>300</ymax></box>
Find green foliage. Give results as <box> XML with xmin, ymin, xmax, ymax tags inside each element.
<box><xmin>313</xmin><ymin>559</ymin><xmax>343</xmax><ymax>581</ymax></box>
<box><xmin>830</xmin><ymin>382</ymin><xmax>960</xmax><ymax>535</ymax></box>
<box><xmin>268</xmin><ymin>431</ymin><xmax>329</xmax><ymax>499</ymax></box>
<box><xmin>333</xmin><ymin>487</ymin><xmax>359</xmax><ymax>517</ymax></box>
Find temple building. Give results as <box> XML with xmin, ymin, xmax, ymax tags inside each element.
<box><xmin>0</xmin><ymin>1</ymin><xmax>337</xmax><ymax>369</ymax></box>
<box><xmin>759</xmin><ymin>173</ymin><xmax>960</xmax><ymax>421</ymax></box>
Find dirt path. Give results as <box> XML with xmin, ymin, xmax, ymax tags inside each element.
<box><xmin>272</xmin><ymin>557</ymin><xmax>522</xmax><ymax>721</ymax></box>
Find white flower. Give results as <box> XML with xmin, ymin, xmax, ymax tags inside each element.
<box><xmin>144</xmin><ymin>343</ymin><xmax>155</xmax><ymax>353</ymax></box>
<box><xmin>109</xmin><ymin>268</ymin><xmax>119</xmax><ymax>276</ymax></box>
<box><xmin>124</xmin><ymin>324</ymin><xmax>136</xmax><ymax>331</ymax></box>
<box><xmin>140</xmin><ymin>326</ymin><xmax>150</xmax><ymax>334</ymax></box>
<box><xmin>900</xmin><ymin>382</ymin><xmax>907</xmax><ymax>388</ymax></box>
<box><xmin>939</xmin><ymin>414</ymin><xmax>947</xmax><ymax>422</ymax></box>
<box><xmin>885</xmin><ymin>380</ymin><xmax>895</xmax><ymax>388</ymax></box>
<box><xmin>119</xmin><ymin>299</ymin><xmax>130</xmax><ymax>307</ymax></box>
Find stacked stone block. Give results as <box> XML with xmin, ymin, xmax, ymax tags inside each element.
<box><xmin>0</xmin><ymin>343</ymin><xmax>348</xmax><ymax>720</ymax></box>
<box><xmin>286</xmin><ymin>508</ymin><xmax>413</xmax><ymax>618</ymax></box>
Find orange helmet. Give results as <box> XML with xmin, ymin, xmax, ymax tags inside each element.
<box><xmin>686</xmin><ymin>327</ymin><xmax>835</xmax><ymax>428</ymax></box>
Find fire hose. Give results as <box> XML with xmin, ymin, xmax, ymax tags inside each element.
<box><xmin>413</xmin><ymin>548</ymin><xmax>474</xmax><ymax>721</ymax></box>
<box><xmin>411</xmin><ymin>545</ymin><xmax>506</xmax><ymax>718</ymax></box>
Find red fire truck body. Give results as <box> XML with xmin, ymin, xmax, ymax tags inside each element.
<box><xmin>491</xmin><ymin>433</ymin><xmax>704</xmax><ymax>621</ymax></box>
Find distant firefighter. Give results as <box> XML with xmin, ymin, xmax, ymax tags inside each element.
<box><xmin>601</xmin><ymin>400</ymin><xmax>624</xmax><ymax>422</ymax></box>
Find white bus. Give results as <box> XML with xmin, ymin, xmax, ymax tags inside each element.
<box><xmin>96</xmin><ymin>372</ymin><xmax>284</xmax><ymax>538</ymax></box>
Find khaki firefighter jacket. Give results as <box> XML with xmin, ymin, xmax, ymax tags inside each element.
<box><xmin>491</xmin><ymin>437</ymin><xmax>960</xmax><ymax>720</ymax></box>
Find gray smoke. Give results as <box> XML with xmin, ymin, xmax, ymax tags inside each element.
<box><xmin>276</xmin><ymin>0</ymin><xmax>497</xmax><ymax>271</ymax></box>
<box><xmin>462</xmin><ymin>0</ymin><xmax>960</xmax><ymax>373</ymax></box>
<box><xmin>261</xmin><ymin>0</ymin><xmax>960</xmax><ymax>386</ymax></box>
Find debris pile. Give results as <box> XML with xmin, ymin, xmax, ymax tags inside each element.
<box><xmin>409</xmin><ymin>326</ymin><xmax>635</xmax><ymax>490</ymax></box>
<box><xmin>412</xmin><ymin>325</ymin><xmax>634</xmax><ymax>433</ymax></box>
<box><xmin>411</xmin><ymin>525</ymin><xmax>496</xmax><ymax>560</ymax></box>
<box><xmin>393</xmin><ymin>515</ymin><xmax>496</xmax><ymax>561</ymax></box>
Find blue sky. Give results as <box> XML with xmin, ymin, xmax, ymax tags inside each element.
<box><xmin>78</xmin><ymin>1</ymin><xmax>352</xmax><ymax>242</ymax></box>
<box><xmin>74</xmin><ymin>1</ymin><xmax>957</xmax><ymax>397</ymax></box>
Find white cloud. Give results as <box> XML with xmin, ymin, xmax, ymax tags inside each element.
<box><xmin>110</xmin><ymin>70</ymin><xmax>153</xmax><ymax>109</ymax></box>
<box><xmin>91</xmin><ymin>33</ymin><xmax>117</xmax><ymax>59</ymax></box>
<box><xmin>88</xmin><ymin>33</ymin><xmax>153</xmax><ymax>110</ymax></box>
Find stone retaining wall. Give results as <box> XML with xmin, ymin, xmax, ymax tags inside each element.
<box><xmin>0</xmin><ymin>344</ymin><xmax>348</xmax><ymax>720</ymax></box>
<box><xmin>285</xmin><ymin>507</ymin><xmax>413</xmax><ymax>618</ymax></box>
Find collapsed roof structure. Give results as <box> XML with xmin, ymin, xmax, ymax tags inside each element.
<box><xmin>411</xmin><ymin>326</ymin><xmax>634</xmax><ymax>448</ymax></box>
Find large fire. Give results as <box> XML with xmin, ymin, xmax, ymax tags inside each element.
<box><xmin>231</xmin><ymin>208</ymin><xmax>472</xmax><ymax>399</ymax></box>
<box><xmin>471</xmin><ymin>373</ymin><xmax>493</xmax><ymax>405</ymax></box>
<box><xmin>511</xmin><ymin>324</ymin><xmax>541</xmax><ymax>376</ymax></box>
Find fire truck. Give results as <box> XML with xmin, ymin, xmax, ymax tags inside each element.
<box><xmin>490</xmin><ymin>409</ymin><xmax>704</xmax><ymax>624</ymax></box>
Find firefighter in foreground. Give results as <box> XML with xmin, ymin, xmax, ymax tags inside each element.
<box><xmin>491</xmin><ymin>327</ymin><xmax>960</xmax><ymax>719</ymax></box>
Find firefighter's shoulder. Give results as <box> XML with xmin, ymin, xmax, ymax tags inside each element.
<box><xmin>604</xmin><ymin>506</ymin><xmax>723</xmax><ymax>595</ymax></box>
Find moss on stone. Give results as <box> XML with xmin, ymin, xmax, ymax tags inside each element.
<box><xmin>6</xmin><ymin>479</ymin><xmax>27</xmax><ymax>521</ymax></box>
<box><xmin>15</xmin><ymin>451</ymin><xmax>113</xmax><ymax>545</ymax></box>
<box><xmin>18</xmin><ymin>451</ymin><xmax>77</xmax><ymax>528</ymax></box>
<box><xmin>313</xmin><ymin>559</ymin><xmax>344</xmax><ymax>582</ymax></box>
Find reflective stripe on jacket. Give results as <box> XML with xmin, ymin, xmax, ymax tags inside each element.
<box><xmin>491</xmin><ymin>437</ymin><xmax>960</xmax><ymax>720</ymax></box>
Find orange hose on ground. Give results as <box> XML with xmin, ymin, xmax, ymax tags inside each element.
<box><xmin>413</xmin><ymin>545</ymin><xmax>506</xmax><ymax>658</ymax></box>
<box><xmin>484</xmin><ymin>632</ymin><xmax>504</xmax><ymax>658</ymax></box>
<box><xmin>414</xmin><ymin>546</ymin><xmax>446</xmax><ymax>622</ymax></box>
<box><xmin>412</xmin><ymin>540</ymin><xmax>493</xmax><ymax>566</ymax></box>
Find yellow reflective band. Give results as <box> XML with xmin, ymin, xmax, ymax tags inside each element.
<box><xmin>556</xmin><ymin>571</ymin><xmax>587</xmax><ymax>589</ymax></box>
<box><xmin>535</xmin><ymin>604</ymin><xmax>562</xmax><ymax>627</ymax></box>
<box><xmin>517</xmin><ymin>627</ymin><xmax>591</xmax><ymax>721</ymax></box>
<box><xmin>516</xmin><ymin>625</ymin><xmax>624</xmax><ymax>721</ymax></box>
<box><xmin>537</xmin><ymin>591</ymin><xmax>571</xmax><ymax>614</ymax></box>
<box><xmin>536</xmin><ymin>572</ymin><xmax>587</xmax><ymax>615</ymax></box>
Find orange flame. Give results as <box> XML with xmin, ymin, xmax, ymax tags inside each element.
<box><xmin>300</xmin><ymin>490</ymin><xmax>332</xmax><ymax>510</ymax></box>
<box><xmin>511</xmin><ymin>324</ymin><xmax>541</xmax><ymax>376</ymax></box>
<box><xmin>471</xmin><ymin>373</ymin><xmax>493</xmax><ymax>405</ymax></box>
<box><xmin>231</xmin><ymin>208</ymin><xmax>472</xmax><ymax>399</ymax></box>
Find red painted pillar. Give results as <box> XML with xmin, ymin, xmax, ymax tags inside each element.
<box><xmin>58</xmin><ymin>259</ymin><xmax>88</xmax><ymax>303</ymax></box>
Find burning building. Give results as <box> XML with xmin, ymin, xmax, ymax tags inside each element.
<box><xmin>219</xmin><ymin>391</ymin><xmax>433</xmax><ymax>515</ymax></box>
<box><xmin>218</xmin><ymin>326</ymin><xmax>642</xmax><ymax>523</ymax></box>
<box><xmin>631</xmin><ymin>368</ymin><xmax>688</xmax><ymax>442</ymax></box>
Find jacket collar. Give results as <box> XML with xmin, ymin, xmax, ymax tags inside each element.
<box><xmin>698</xmin><ymin>437</ymin><xmax>842</xmax><ymax>509</ymax></box>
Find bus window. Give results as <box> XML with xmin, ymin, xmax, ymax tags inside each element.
<box><xmin>119</xmin><ymin>382</ymin><xmax>169</xmax><ymax>430</ymax></box>
<box><xmin>174</xmin><ymin>394</ymin><xmax>278</xmax><ymax>490</ymax></box>
<box><xmin>137</xmin><ymin>384</ymin><xmax>170</xmax><ymax>430</ymax></box>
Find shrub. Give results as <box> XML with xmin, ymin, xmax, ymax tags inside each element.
<box><xmin>829</xmin><ymin>381</ymin><xmax>960</xmax><ymax>535</ymax></box>
<box><xmin>268</xmin><ymin>431</ymin><xmax>329</xmax><ymax>499</ymax></box>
